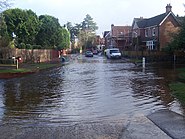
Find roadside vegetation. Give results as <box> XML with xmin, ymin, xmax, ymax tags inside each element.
<box><xmin>24</xmin><ymin>63</ymin><xmax>60</xmax><ymax>70</ymax></box>
<box><xmin>169</xmin><ymin>82</ymin><xmax>185</xmax><ymax>104</ymax></box>
<box><xmin>0</xmin><ymin>69</ymin><xmax>31</xmax><ymax>73</ymax></box>
<box><xmin>0</xmin><ymin>1</ymin><xmax>98</xmax><ymax>76</ymax></box>
<box><xmin>0</xmin><ymin>63</ymin><xmax>60</xmax><ymax>74</ymax></box>
<box><xmin>1</xmin><ymin>8</ymin><xmax>70</xmax><ymax>50</ymax></box>
<box><xmin>0</xmin><ymin>6</ymin><xmax>98</xmax><ymax>53</ymax></box>
<box><xmin>164</xmin><ymin>17</ymin><xmax>185</xmax><ymax>53</ymax></box>
<box><xmin>169</xmin><ymin>68</ymin><xmax>185</xmax><ymax>104</ymax></box>
<box><xmin>162</xmin><ymin>13</ymin><xmax>185</xmax><ymax>104</ymax></box>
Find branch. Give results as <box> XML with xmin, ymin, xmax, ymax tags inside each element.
<box><xmin>0</xmin><ymin>0</ymin><xmax>13</xmax><ymax>11</ymax></box>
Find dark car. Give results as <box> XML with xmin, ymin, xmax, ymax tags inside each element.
<box><xmin>85</xmin><ymin>51</ymin><xmax>93</xmax><ymax>57</ymax></box>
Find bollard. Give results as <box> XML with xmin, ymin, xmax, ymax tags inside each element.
<box><xmin>142</xmin><ymin>57</ymin><xmax>145</xmax><ymax>68</ymax></box>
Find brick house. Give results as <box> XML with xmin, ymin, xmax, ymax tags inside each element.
<box><xmin>131</xmin><ymin>4</ymin><xmax>181</xmax><ymax>51</ymax></box>
<box><xmin>104</xmin><ymin>25</ymin><xmax>132</xmax><ymax>50</ymax></box>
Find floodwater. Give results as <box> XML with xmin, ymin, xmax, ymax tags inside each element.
<box><xmin>0</xmin><ymin>54</ymin><xmax>184</xmax><ymax>127</ymax></box>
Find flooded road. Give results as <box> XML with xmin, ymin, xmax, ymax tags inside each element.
<box><xmin>0</xmin><ymin>55</ymin><xmax>183</xmax><ymax>127</ymax></box>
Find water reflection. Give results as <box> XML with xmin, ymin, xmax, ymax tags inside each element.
<box><xmin>130</xmin><ymin>68</ymin><xmax>175</xmax><ymax>114</ymax></box>
<box><xmin>2</xmin><ymin>69</ymin><xmax>64</xmax><ymax>125</ymax></box>
<box><xmin>0</xmin><ymin>56</ymin><xmax>184</xmax><ymax>127</ymax></box>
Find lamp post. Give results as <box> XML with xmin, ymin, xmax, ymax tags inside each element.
<box><xmin>133</xmin><ymin>31</ymin><xmax>145</xmax><ymax>68</ymax></box>
<box><xmin>12</xmin><ymin>32</ymin><xmax>16</xmax><ymax>48</ymax></box>
<box><xmin>12</xmin><ymin>32</ymin><xmax>19</xmax><ymax>69</ymax></box>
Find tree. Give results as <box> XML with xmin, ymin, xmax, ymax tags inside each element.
<box><xmin>0</xmin><ymin>0</ymin><xmax>12</xmax><ymax>47</ymax></box>
<box><xmin>165</xmin><ymin>17</ymin><xmax>185</xmax><ymax>53</ymax></box>
<box><xmin>3</xmin><ymin>8</ymin><xmax>40</xmax><ymax>46</ymax></box>
<box><xmin>65</xmin><ymin>22</ymin><xmax>80</xmax><ymax>42</ymax></box>
<box><xmin>78</xmin><ymin>14</ymin><xmax>98</xmax><ymax>50</ymax></box>
<box><xmin>82</xmin><ymin>14</ymin><xmax>98</xmax><ymax>32</ymax></box>
<box><xmin>0</xmin><ymin>13</ymin><xmax>10</xmax><ymax>47</ymax></box>
<box><xmin>57</xmin><ymin>27</ymin><xmax>70</xmax><ymax>50</ymax></box>
<box><xmin>36</xmin><ymin>15</ymin><xmax>61</xmax><ymax>48</ymax></box>
<box><xmin>0</xmin><ymin>0</ymin><xmax>12</xmax><ymax>11</ymax></box>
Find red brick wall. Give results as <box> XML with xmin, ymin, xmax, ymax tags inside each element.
<box><xmin>159</xmin><ymin>15</ymin><xmax>180</xmax><ymax>50</ymax></box>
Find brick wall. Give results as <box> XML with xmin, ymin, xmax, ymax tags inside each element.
<box><xmin>159</xmin><ymin>15</ymin><xmax>180</xmax><ymax>50</ymax></box>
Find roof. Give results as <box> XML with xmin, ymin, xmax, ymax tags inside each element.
<box><xmin>137</xmin><ymin>13</ymin><xmax>168</xmax><ymax>28</ymax></box>
<box><xmin>132</xmin><ymin>18</ymin><xmax>146</xmax><ymax>28</ymax></box>
<box><xmin>103</xmin><ymin>31</ymin><xmax>110</xmax><ymax>38</ymax></box>
<box><xmin>176</xmin><ymin>16</ymin><xmax>184</xmax><ymax>25</ymax></box>
<box><xmin>111</xmin><ymin>26</ymin><xmax>132</xmax><ymax>37</ymax></box>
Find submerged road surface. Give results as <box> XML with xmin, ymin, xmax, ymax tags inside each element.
<box><xmin>0</xmin><ymin>54</ymin><xmax>183</xmax><ymax>138</ymax></box>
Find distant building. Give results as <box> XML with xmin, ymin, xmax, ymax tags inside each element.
<box><xmin>104</xmin><ymin>25</ymin><xmax>132</xmax><ymax>50</ymax></box>
<box><xmin>95</xmin><ymin>35</ymin><xmax>104</xmax><ymax>45</ymax></box>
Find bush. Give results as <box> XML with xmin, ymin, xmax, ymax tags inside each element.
<box><xmin>17</xmin><ymin>43</ymin><xmax>26</xmax><ymax>49</ymax></box>
<box><xmin>32</xmin><ymin>45</ymin><xmax>42</xmax><ymax>49</ymax></box>
<box><xmin>26</xmin><ymin>44</ymin><xmax>32</xmax><ymax>49</ymax></box>
<box><xmin>16</xmin><ymin>43</ymin><xmax>45</xmax><ymax>49</ymax></box>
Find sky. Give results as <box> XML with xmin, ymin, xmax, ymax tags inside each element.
<box><xmin>13</xmin><ymin>0</ymin><xmax>184</xmax><ymax>36</ymax></box>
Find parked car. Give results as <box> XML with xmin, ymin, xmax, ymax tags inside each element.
<box><xmin>85</xmin><ymin>51</ymin><xmax>93</xmax><ymax>57</ymax></box>
<box><xmin>92</xmin><ymin>49</ymin><xmax>98</xmax><ymax>55</ymax></box>
<box><xmin>105</xmin><ymin>48</ymin><xmax>121</xmax><ymax>59</ymax></box>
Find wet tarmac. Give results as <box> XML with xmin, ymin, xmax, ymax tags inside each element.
<box><xmin>0</xmin><ymin>113</ymin><xmax>172</xmax><ymax>139</ymax></box>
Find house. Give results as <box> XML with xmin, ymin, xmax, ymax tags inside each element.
<box><xmin>104</xmin><ymin>25</ymin><xmax>132</xmax><ymax>50</ymax></box>
<box><xmin>103</xmin><ymin>31</ymin><xmax>110</xmax><ymax>48</ymax></box>
<box><xmin>132</xmin><ymin>4</ymin><xmax>181</xmax><ymax>51</ymax></box>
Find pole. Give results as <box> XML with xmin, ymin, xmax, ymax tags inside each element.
<box><xmin>16</xmin><ymin>59</ymin><xmax>18</xmax><ymax>69</ymax></box>
<box><xmin>174</xmin><ymin>54</ymin><xmax>176</xmax><ymax>63</ymax></box>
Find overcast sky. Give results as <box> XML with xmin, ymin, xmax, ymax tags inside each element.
<box><xmin>14</xmin><ymin>0</ymin><xmax>184</xmax><ymax>36</ymax></box>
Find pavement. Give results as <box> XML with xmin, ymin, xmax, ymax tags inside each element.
<box><xmin>1</xmin><ymin>109</ymin><xmax>185</xmax><ymax>139</ymax></box>
<box><xmin>148</xmin><ymin>109</ymin><xmax>185</xmax><ymax>139</ymax></box>
<box><xmin>1</xmin><ymin>110</ymin><xmax>181</xmax><ymax>139</ymax></box>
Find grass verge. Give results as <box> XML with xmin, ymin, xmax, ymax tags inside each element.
<box><xmin>0</xmin><ymin>63</ymin><xmax>60</xmax><ymax>74</ymax></box>
<box><xmin>178</xmin><ymin>68</ymin><xmax>185</xmax><ymax>81</ymax></box>
<box><xmin>26</xmin><ymin>63</ymin><xmax>59</xmax><ymax>70</ymax></box>
<box><xmin>169</xmin><ymin>82</ymin><xmax>185</xmax><ymax>104</ymax></box>
<box><xmin>169</xmin><ymin>68</ymin><xmax>185</xmax><ymax>104</ymax></box>
<box><xmin>129</xmin><ymin>59</ymin><xmax>142</xmax><ymax>64</ymax></box>
<box><xmin>0</xmin><ymin>69</ymin><xmax>31</xmax><ymax>73</ymax></box>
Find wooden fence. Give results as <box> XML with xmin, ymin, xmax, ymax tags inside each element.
<box><xmin>122</xmin><ymin>51</ymin><xmax>173</xmax><ymax>62</ymax></box>
<box><xmin>0</xmin><ymin>48</ymin><xmax>59</xmax><ymax>63</ymax></box>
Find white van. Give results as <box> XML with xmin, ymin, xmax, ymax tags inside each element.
<box><xmin>105</xmin><ymin>48</ymin><xmax>121</xmax><ymax>59</ymax></box>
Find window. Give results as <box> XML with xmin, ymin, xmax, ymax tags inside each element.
<box><xmin>152</xmin><ymin>28</ymin><xmax>156</xmax><ymax>36</ymax></box>
<box><xmin>146</xmin><ymin>41</ymin><xmax>155</xmax><ymax>50</ymax></box>
<box><xmin>145</xmin><ymin>29</ymin><xmax>148</xmax><ymax>37</ymax></box>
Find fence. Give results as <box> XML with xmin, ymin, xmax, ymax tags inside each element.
<box><xmin>122</xmin><ymin>51</ymin><xmax>173</xmax><ymax>62</ymax></box>
<box><xmin>0</xmin><ymin>48</ymin><xmax>59</xmax><ymax>63</ymax></box>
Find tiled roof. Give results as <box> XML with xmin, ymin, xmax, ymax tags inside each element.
<box><xmin>176</xmin><ymin>16</ymin><xmax>184</xmax><ymax>25</ymax></box>
<box><xmin>137</xmin><ymin>13</ymin><xmax>168</xmax><ymax>28</ymax></box>
<box><xmin>132</xmin><ymin>18</ymin><xmax>145</xmax><ymax>27</ymax></box>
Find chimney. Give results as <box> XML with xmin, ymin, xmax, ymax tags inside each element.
<box><xmin>111</xmin><ymin>24</ymin><xmax>114</xmax><ymax>36</ymax></box>
<box><xmin>166</xmin><ymin>4</ymin><xmax>172</xmax><ymax>13</ymax></box>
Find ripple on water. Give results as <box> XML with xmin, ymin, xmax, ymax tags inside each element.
<box><xmin>0</xmin><ymin>57</ymin><xmax>182</xmax><ymax>126</ymax></box>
